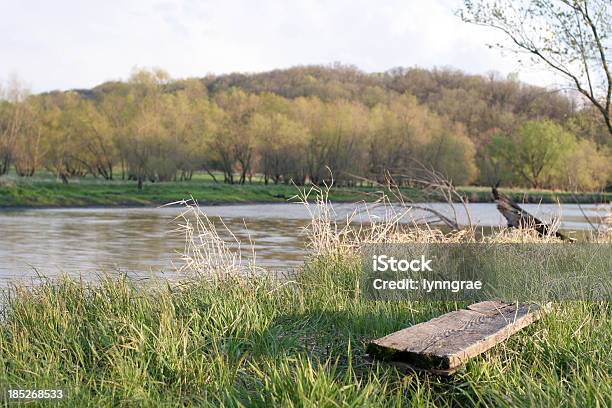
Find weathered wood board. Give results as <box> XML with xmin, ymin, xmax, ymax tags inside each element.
<box><xmin>367</xmin><ymin>301</ymin><xmax>549</xmax><ymax>375</ymax></box>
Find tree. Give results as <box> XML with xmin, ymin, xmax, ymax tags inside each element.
<box><xmin>368</xmin><ymin>94</ymin><xmax>477</xmax><ymax>185</ymax></box>
<box><xmin>423</xmin><ymin>123</ymin><xmax>478</xmax><ymax>186</ymax></box>
<box><xmin>564</xmin><ymin>139</ymin><xmax>611</xmax><ymax>189</ymax></box>
<box><xmin>367</xmin><ymin>103</ymin><xmax>416</xmax><ymax>181</ymax></box>
<box><xmin>459</xmin><ymin>0</ymin><xmax>612</xmax><ymax>137</ymax></box>
<box><xmin>565</xmin><ymin>104</ymin><xmax>611</xmax><ymax>146</ymax></box>
<box><xmin>291</xmin><ymin>97</ymin><xmax>368</xmax><ymax>185</ymax></box>
<box><xmin>123</xmin><ymin>68</ymin><xmax>172</xmax><ymax>189</ymax></box>
<box><xmin>51</xmin><ymin>97</ymin><xmax>117</xmax><ymax>180</ymax></box>
<box><xmin>13</xmin><ymin>97</ymin><xmax>48</xmax><ymax>176</ymax></box>
<box><xmin>0</xmin><ymin>77</ymin><xmax>29</xmax><ymax>175</ymax></box>
<box><xmin>165</xmin><ymin>80</ymin><xmax>210</xmax><ymax>181</ymax></box>
<box><xmin>212</xmin><ymin>89</ymin><xmax>260</xmax><ymax>184</ymax></box>
<box><xmin>487</xmin><ymin>120</ymin><xmax>577</xmax><ymax>188</ymax></box>
<box><xmin>44</xmin><ymin>93</ymin><xmax>85</xmax><ymax>183</ymax></box>
<box><xmin>250</xmin><ymin>112</ymin><xmax>308</xmax><ymax>184</ymax></box>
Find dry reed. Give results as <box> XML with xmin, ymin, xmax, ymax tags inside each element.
<box><xmin>167</xmin><ymin>198</ymin><xmax>260</xmax><ymax>279</ymax></box>
<box><xmin>168</xmin><ymin>185</ymin><xmax>603</xmax><ymax>279</ymax></box>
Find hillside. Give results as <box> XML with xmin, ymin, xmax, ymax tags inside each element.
<box><xmin>2</xmin><ymin>65</ymin><xmax>609</xmax><ymax>190</ymax></box>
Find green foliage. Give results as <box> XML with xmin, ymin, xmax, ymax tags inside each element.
<box><xmin>487</xmin><ymin>120</ymin><xmax>604</xmax><ymax>189</ymax></box>
<box><xmin>1</xmin><ymin>66</ymin><xmax>610</xmax><ymax>190</ymax></box>
<box><xmin>565</xmin><ymin>140</ymin><xmax>612</xmax><ymax>191</ymax></box>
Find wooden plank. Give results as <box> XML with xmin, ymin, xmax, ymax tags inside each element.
<box><xmin>367</xmin><ymin>301</ymin><xmax>549</xmax><ymax>373</ymax></box>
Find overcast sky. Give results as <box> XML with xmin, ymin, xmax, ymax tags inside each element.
<box><xmin>0</xmin><ymin>0</ymin><xmax>562</xmax><ymax>93</ymax></box>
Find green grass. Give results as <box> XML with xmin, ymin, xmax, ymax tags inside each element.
<box><xmin>1</xmin><ymin>171</ymin><xmax>609</xmax><ymax>208</ymax></box>
<box><xmin>1</xmin><ymin>257</ymin><xmax>610</xmax><ymax>407</ymax></box>
<box><xmin>0</xmin><ymin>172</ymin><xmax>403</xmax><ymax>207</ymax></box>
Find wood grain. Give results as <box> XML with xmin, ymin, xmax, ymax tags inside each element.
<box><xmin>367</xmin><ymin>301</ymin><xmax>549</xmax><ymax>373</ymax></box>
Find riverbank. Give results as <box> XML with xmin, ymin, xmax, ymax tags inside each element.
<box><xmin>1</xmin><ymin>175</ymin><xmax>610</xmax><ymax>208</ymax></box>
<box><xmin>0</xmin><ymin>257</ymin><xmax>609</xmax><ymax>406</ymax></box>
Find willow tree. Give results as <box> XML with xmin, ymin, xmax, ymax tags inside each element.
<box><xmin>0</xmin><ymin>78</ymin><xmax>29</xmax><ymax>175</ymax></box>
<box><xmin>460</xmin><ymin>0</ymin><xmax>612</xmax><ymax>136</ymax></box>
<box><xmin>13</xmin><ymin>97</ymin><xmax>49</xmax><ymax>177</ymax></box>
<box><xmin>211</xmin><ymin>89</ymin><xmax>260</xmax><ymax>184</ymax></box>
<box><xmin>123</xmin><ymin>68</ymin><xmax>171</xmax><ymax>189</ymax></box>
<box><xmin>487</xmin><ymin>120</ymin><xmax>577</xmax><ymax>188</ymax></box>
<box><xmin>250</xmin><ymin>112</ymin><xmax>308</xmax><ymax>184</ymax></box>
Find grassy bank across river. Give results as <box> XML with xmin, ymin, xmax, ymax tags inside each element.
<box><xmin>0</xmin><ymin>173</ymin><xmax>610</xmax><ymax>208</ymax></box>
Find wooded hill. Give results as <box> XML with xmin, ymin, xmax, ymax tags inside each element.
<box><xmin>1</xmin><ymin>65</ymin><xmax>610</xmax><ymax>190</ymax></box>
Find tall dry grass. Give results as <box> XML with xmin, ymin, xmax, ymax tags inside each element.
<box><xmin>169</xmin><ymin>184</ymin><xmax>607</xmax><ymax>279</ymax></box>
<box><xmin>168</xmin><ymin>198</ymin><xmax>261</xmax><ymax>279</ymax></box>
<box><xmin>591</xmin><ymin>203</ymin><xmax>612</xmax><ymax>242</ymax></box>
<box><xmin>293</xmin><ymin>182</ymin><xmax>579</xmax><ymax>259</ymax></box>
<box><xmin>294</xmin><ymin>183</ymin><xmax>411</xmax><ymax>256</ymax></box>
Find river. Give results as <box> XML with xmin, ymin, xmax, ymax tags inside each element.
<box><xmin>0</xmin><ymin>202</ymin><xmax>609</xmax><ymax>285</ymax></box>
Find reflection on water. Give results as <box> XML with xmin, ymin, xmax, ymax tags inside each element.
<box><xmin>0</xmin><ymin>202</ymin><xmax>609</xmax><ymax>285</ymax></box>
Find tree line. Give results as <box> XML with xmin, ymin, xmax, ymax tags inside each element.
<box><xmin>0</xmin><ymin>66</ymin><xmax>610</xmax><ymax>190</ymax></box>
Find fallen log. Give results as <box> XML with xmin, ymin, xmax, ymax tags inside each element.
<box><xmin>492</xmin><ymin>186</ymin><xmax>573</xmax><ymax>241</ymax></box>
<box><xmin>366</xmin><ymin>301</ymin><xmax>550</xmax><ymax>376</ymax></box>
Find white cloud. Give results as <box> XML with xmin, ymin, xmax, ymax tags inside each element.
<box><xmin>0</xmin><ymin>0</ymin><xmax>563</xmax><ymax>92</ymax></box>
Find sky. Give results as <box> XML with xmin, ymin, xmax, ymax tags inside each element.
<box><xmin>0</xmin><ymin>0</ymin><xmax>563</xmax><ymax>93</ymax></box>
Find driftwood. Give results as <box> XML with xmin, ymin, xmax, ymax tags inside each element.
<box><xmin>367</xmin><ymin>301</ymin><xmax>549</xmax><ymax>376</ymax></box>
<box><xmin>492</xmin><ymin>187</ymin><xmax>573</xmax><ymax>241</ymax></box>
